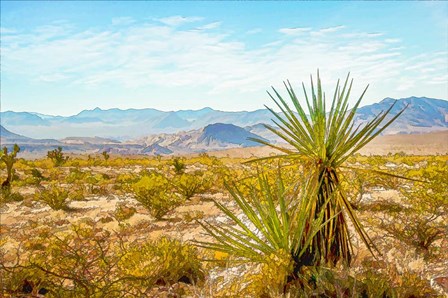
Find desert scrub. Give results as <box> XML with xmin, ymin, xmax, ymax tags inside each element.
<box><xmin>65</xmin><ymin>168</ymin><xmax>88</xmax><ymax>183</ymax></box>
<box><xmin>373</xmin><ymin>161</ymin><xmax>448</xmax><ymax>256</ymax></box>
<box><xmin>114</xmin><ymin>172</ymin><xmax>139</xmax><ymax>192</ymax></box>
<box><xmin>132</xmin><ymin>173</ymin><xmax>183</xmax><ymax>219</ymax></box>
<box><xmin>120</xmin><ymin>237</ymin><xmax>204</xmax><ymax>286</ymax></box>
<box><xmin>36</xmin><ymin>184</ymin><xmax>70</xmax><ymax>210</ymax></box>
<box><xmin>4</xmin><ymin>222</ymin><xmax>137</xmax><ymax>297</ymax></box>
<box><xmin>26</xmin><ymin>168</ymin><xmax>47</xmax><ymax>186</ymax></box>
<box><xmin>113</xmin><ymin>201</ymin><xmax>137</xmax><ymax>221</ymax></box>
<box><xmin>182</xmin><ymin>210</ymin><xmax>205</xmax><ymax>223</ymax></box>
<box><xmin>0</xmin><ymin>188</ymin><xmax>24</xmax><ymax>206</ymax></box>
<box><xmin>173</xmin><ymin>171</ymin><xmax>212</xmax><ymax>200</ymax></box>
<box><xmin>82</xmin><ymin>173</ymin><xmax>110</xmax><ymax>195</ymax></box>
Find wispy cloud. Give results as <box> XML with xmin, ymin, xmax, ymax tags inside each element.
<box><xmin>0</xmin><ymin>27</ymin><xmax>16</xmax><ymax>34</ymax></box>
<box><xmin>157</xmin><ymin>15</ymin><xmax>203</xmax><ymax>26</ymax></box>
<box><xmin>1</xmin><ymin>17</ymin><xmax>447</xmax><ymax>104</ymax></box>
<box><xmin>279</xmin><ymin>27</ymin><xmax>311</xmax><ymax>35</ymax></box>
<box><xmin>197</xmin><ymin>22</ymin><xmax>221</xmax><ymax>30</ymax></box>
<box><xmin>320</xmin><ymin>25</ymin><xmax>345</xmax><ymax>33</ymax></box>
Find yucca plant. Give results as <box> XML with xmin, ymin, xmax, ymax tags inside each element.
<box><xmin>251</xmin><ymin>71</ymin><xmax>407</xmax><ymax>266</ymax></box>
<box><xmin>195</xmin><ymin>172</ymin><xmax>335</xmax><ymax>286</ymax></box>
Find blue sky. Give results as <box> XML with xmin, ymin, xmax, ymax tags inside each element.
<box><xmin>1</xmin><ymin>1</ymin><xmax>447</xmax><ymax>115</ymax></box>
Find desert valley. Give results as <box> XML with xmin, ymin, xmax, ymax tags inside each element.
<box><xmin>2</xmin><ymin>1</ymin><xmax>448</xmax><ymax>297</ymax></box>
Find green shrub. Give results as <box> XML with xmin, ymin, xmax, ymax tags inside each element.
<box><xmin>132</xmin><ymin>173</ymin><xmax>183</xmax><ymax>219</ymax></box>
<box><xmin>377</xmin><ymin>210</ymin><xmax>445</xmax><ymax>256</ymax></box>
<box><xmin>36</xmin><ymin>185</ymin><xmax>70</xmax><ymax>210</ymax></box>
<box><xmin>65</xmin><ymin>168</ymin><xmax>88</xmax><ymax>183</ymax></box>
<box><xmin>173</xmin><ymin>171</ymin><xmax>212</xmax><ymax>200</ymax></box>
<box><xmin>182</xmin><ymin>210</ymin><xmax>205</xmax><ymax>223</ymax></box>
<box><xmin>0</xmin><ymin>187</ymin><xmax>24</xmax><ymax>205</ymax></box>
<box><xmin>113</xmin><ymin>202</ymin><xmax>136</xmax><ymax>221</ymax></box>
<box><xmin>120</xmin><ymin>237</ymin><xmax>204</xmax><ymax>285</ymax></box>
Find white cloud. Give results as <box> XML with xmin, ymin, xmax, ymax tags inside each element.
<box><xmin>279</xmin><ymin>27</ymin><xmax>311</xmax><ymax>35</ymax></box>
<box><xmin>1</xmin><ymin>18</ymin><xmax>447</xmax><ymax>107</ymax></box>
<box><xmin>385</xmin><ymin>38</ymin><xmax>401</xmax><ymax>43</ymax></box>
<box><xmin>320</xmin><ymin>25</ymin><xmax>345</xmax><ymax>33</ymax></box>
<box><xmin>0</xmin><ymin>27</ymin><xmax>16</xmax><ymax>34</ymax></box>
<box><xmin>157</xmin><ymin>16</ymin><xmax>202</xmax><ymax>26</ymax></box>
<box><xmin>197</xmin><ymin>22</ymin><xmax>221</xmax><ymax>30</ymax></box>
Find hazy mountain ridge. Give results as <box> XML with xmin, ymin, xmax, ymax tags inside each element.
<box><xmin>1</xmin><ymin>97</ymin><xmax>447</xmax><ymax>142</ymax></box>
<box><xmin>354</xmin><ymin>97</ymin><xmax>448</xmax><ymax>134</ymax></box>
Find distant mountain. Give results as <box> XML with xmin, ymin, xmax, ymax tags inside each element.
<box><xmin>142</xmin><ymin>143</ymin><xmax>173</xmax><ymax>155</ymax></box>
<box><xmin>355</xmin><ymin>97</ymin><xmax>448</xmax><ymax>134</ymax></box>
<box><xmin>134</xmin><ymin>123</ymin><xmax>267</xmax><ymax>154</ymax></box>
<box><xmin>154</xmin><ymin>112</ymin><xmax>191</xmax><ymax>129</ymax></box>
<box><xmin>198</xmin><ymin>123</ymin><xmax>265</xmax><ymax>147</ymax></box>
<box><xmin>0</xmin><ymin>125</ymin><xmax>31</xmax><ymax>142</ymax></box>
<box><xmin>2</xmin><ymin>97</ymin><xmax>447</xmax><ymax>139</ymax></box>
<box><xmin>0</xmin><ymin>125</ymin><xmax>61</xmax><ymax>156</ymax></box>
<box><xmin>1</xmin><ymin>111</ymin><xmax>49</xmax><ymax>126</ymax></box>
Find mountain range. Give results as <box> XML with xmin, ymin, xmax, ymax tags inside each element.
<box><xmin>1</xmin><ymin>97</ymin><xmax>447</xmax><ymax>157</ymax></box>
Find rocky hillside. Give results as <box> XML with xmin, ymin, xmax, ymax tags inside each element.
<box><xmin>135</xmin><ymin>123</ymin><xmax>267</xmax><ymax>155</ymax></box>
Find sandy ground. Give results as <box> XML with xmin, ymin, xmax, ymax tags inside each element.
<box><xmin>205</xmin><ymin>130</ymin><xmax>448</xmax><ymax>158</ymax></box>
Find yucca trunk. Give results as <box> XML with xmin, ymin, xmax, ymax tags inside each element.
<box><xmin>291</xmin><ymin>166</ymin><xmax>351</xmax><ymax>271</ymax></box>
<box><xmin>315</xmin><ymin>167</ymin><xmax>351</xmax><ymax>265</ymax></box>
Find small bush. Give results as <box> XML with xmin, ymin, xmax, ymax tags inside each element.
<box><xmin>0</xmin><ymin>187</ymin><xmax>24</xmax><ymax>205</ymax></box>
<box><xmin>113</xmin><ymin>202</ymin><xmax>136</xmax><ymax>221</ymax></box>
<box><xmin>132</xmin><ymin>173</ymin><xmax>183</xmax><ymax>219</ymax></box>
<box><xmin>173</xmin><ymin>171</ymin><xmax>212</xmax><ymax>200</ymax></box>
<box><xmin>120</xmin><ymin>237</ymin><xmax>204</xmax><ymax>285</ymax></box>
<box><xmin>182</xmin><ymin>210</ymin><xmax>205</xmax><ymax>223</ymax></box>
<box><xmin>36</xmin><ymin>185</ymin><xmax>70</xmax><ymax>210</ymax></box>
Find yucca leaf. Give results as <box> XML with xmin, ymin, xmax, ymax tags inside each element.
<box><xmin>249</xmin><ymin>71</ymin><xmax>407</xmax><ymax>265</ymax></box>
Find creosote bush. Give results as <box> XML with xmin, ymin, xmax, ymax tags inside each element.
<box><xmin>36</xmin><ymin>184</ymin><xmax>70</xmax><ymax>211</ymax></box>
<box><xmin>173</xmin><ymin>171</ymin><xmax>212</xmax><ymax>200</ymax></box>
<box><xmin>113</xmin><ymin>201</ymin><xmax>137</xmax><ymax>221</ymax></box>
<box><xmin>132</xmin><ymin>172</ymin><xmax>183</xmax><ymax>219</ymax></box>
<box><xmin>120</xmin><ymin>236</ymin><xmax>204</xmax><ymax>286</ymax></box>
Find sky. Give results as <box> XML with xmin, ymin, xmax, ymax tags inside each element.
<box><xmin>1</xmin><ymin>1</ymin><xmax>447</xmax><ymax>116</ymax></box>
